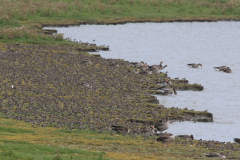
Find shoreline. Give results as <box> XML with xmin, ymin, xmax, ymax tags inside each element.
<box><xmin>41</xmin><ymin>17</ymin><xmax>240</xmax><ymax>28</ymax></box>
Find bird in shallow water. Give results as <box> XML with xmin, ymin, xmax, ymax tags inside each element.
<box><xmin>187</xmin><ymin>63</ymin><xmax>202</xmax><ymax>68</ymax></box>
<box><xmin>205</xmin><ymin>153</ymin><xmax>226</xmax><ymax>159</ymax></box>
<box><xmin>222</xmin><ymin>67</ymin><xmax>233</xmax><ymax>73</ymax></box>
<box><xmin>214</xmin><ymin>66</ymin><xmax>227</xmax><ymax>71</ymax></box>
<box><xmin>161</xmin><ymin>88</ymin><xmax>177</xmax><ymax>95</ymax></box>
<box><xmin>158</xmin><ymin>79</ymin><xmax>177</xmax><ymax>95</ymax></box>
<box><xmin>214</xmin><ymin>66</ymin><xmax>233</xmax><ymax>73</ymax></box>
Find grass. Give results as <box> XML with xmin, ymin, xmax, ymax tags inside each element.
<box><xmin>0</xmin><ymin>25</ymin><xmax>66</xmax><ymax>45</ymax></box>
<box><xmin>0</xmin><ymin>126</ymin><xmax>35</xmax><ymax>134</ymax></box>
<box><xmin>2</xmin><ymin>0</ymin><xmax>240</xmax><ymax>25</ymax></box>
<box><xmin>0</xmin><ymin>112</ymin><xmax>239</xmax><ymax>160</ymax></box>
<box><xmin>1</xmin><ymin>0</ymin><xmax>240</xmax><ymax>45</ymax></box>
<box><xmin>0</xmin><ymin>141</ymin><xmax>106</xmax><ymax>160</ymax></box>
<box><xmin>2</xmin><ymin>113</ymin><xmax>240</xmax><ymax>159</ymax></box>
<box><xmin>0</xmin><ymin>113</ymin><xmax>107</xmax><ymax>160</ymax></box>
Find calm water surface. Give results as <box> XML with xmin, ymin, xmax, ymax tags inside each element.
<box><xmin>45</xmin><ymin>22</ymin><xmax>240</xmax><ymax>142</ymax></box>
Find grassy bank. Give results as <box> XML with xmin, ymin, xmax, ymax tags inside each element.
<box><xmin>1</xmin><ymin>0</ymin><xmax>240</xmax><ymax>25</ymax></box>
<box><xmin>1</xmin><ymin>0</ymin><xmax>240</xmax><ymax>44</ymax></box>
<box><xmin>0</xmin><ymin>112</ymin><xmax>239</xmax><ymax>160</ymax></box>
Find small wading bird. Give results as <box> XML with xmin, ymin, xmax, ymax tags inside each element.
<box><xmin>187</xmin><ymin>63</ymin><xmax>202</xmax><ymax>68</ymax></box>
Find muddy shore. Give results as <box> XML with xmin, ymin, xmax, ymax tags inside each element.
<box><xmin>40</xmin><ymin>17</ymin><xmax>240</xmax><ymax>29</ymax></box>
<box><xmin>0</xmin><ymin>42</ymin><xmax>211</xmax><ymax>133</ymax></box>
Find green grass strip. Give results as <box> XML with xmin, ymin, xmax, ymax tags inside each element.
<box><xmin>0</xmin><ymin>126</ymin><xmax>35</xmax><ymax>134</ymax></box>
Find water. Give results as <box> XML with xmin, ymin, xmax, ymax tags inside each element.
<box><xmin>44</xmin><ymin>21</ymin><xmax>240</xmax><ymax>142</ymax></box>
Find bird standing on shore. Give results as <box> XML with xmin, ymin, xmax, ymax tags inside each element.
<box><xmin>156</xmin><ymin>133</ymin><xmax>175</xmax><ymax>149</ymax></box>
<box><xmin>149</xmin><ymin>61</ymin><xmax>168</xmax><ymax>71</ymax></box>
<box><xmin>81</xmin><ymin>59</ymin><xmax>92</xmax><ymax>65</ymax></box>
<box><xmin>111</xmin><ymin>125</ymin><xmax>129</xmax><ymax>134</ymax></box>
<box><xmin>140</xmin><ymin>126</ymin><xmax>156</xmax><ymax>138</ymax></box>
<box><xmin>155</xmin><ymin>113</ymin><xmax>171</xmax><ymax>133</ymax></box>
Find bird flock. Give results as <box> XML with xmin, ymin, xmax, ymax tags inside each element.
<box><xmin>0</xmin><ymin>43</ymin><xmax>238</xmax><ymax>158</ymax></box>
<box><xmin>188</xmin><ymin>62</ymin><xmax>233</xmax><ymax>73</ymax></box>
<box><xmin>0</xmin><ymin>43</ymin><xmax>204</xmax><ymax>133</ymax></box>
